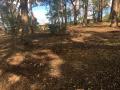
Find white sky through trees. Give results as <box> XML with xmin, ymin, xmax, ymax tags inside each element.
<box><xmin>32</xmin><ymin>0</ymin><xmax>112</xmax><ymax>25</ymax></box>
<box><xmin>32</xmin><ymin>6</ymin><xmax>49</xmax><ymax>25</ymax></box>
<box><xmin>0</xmin><ymin>0</ymin><xmax>112</xmax><ymax>25</ymax></box>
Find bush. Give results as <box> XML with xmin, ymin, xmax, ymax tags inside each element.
<box><xmin>48</xmin><ymin>24</ymin><xmax>59</xmax><ymax>34</ymax></box>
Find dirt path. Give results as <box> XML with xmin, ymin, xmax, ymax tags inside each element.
<box><xmin>0</xmin><ymin>26</ymin><xmax>120</xmax><ymax>90</ymax></box>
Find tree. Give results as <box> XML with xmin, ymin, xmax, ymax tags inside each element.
<box><xmin>70</xmin><ymin>0</ymin><xmax>79</xmax><ymax>25</ymax></box>
<box><xmin>83</xmin><ymin>0</ymin><xmax>88</xmax><ymax>26</ymax></box>
<box><xmin>110</xmin><ymin>0</ymin><xmax>120</xmax><ymax>27</ymax></box>
<box><xmin>46</xmin><ymin>0</ymin><xmax>68</xmax><ymax>33</ymax></box>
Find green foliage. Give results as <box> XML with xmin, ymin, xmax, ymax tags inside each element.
<box><xmin>0</xmin><ymin>5</ymin><xmax>19</xmax><ymax>34</ymax></box>
<box><xmin>102</xmin><ymin>14</ymin><xmax>110</xmax><ymax>22</ymax></box>
<box><xmin>78</xmin><ymin>16</ymin><xmax>84</xmax><ymax>23</ymax></box>
<box><xmin>48</xmin><ymin>24</ymin><xmax>59</xmax><ymax>34</ymax></box>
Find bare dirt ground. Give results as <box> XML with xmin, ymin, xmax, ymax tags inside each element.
<box><xmin>0</xmin><ymin>23</ymin><xmax>120</xmax><ymax>90</ymax></box>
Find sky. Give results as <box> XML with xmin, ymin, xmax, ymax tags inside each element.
<box><xmin>32</xmin><ymin>6</ymin><xmax>49</xmax><ymax>25</ymax></box>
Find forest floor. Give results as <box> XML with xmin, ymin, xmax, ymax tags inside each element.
<box><xmin>0</xmin><ymin>23</ymin><xmax>120</xmax><ymax>90</ymax></box>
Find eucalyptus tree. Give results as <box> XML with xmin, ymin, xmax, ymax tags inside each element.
<box><xmin>0</xmin><ymin>0</ymin><xmax>39</xmax><ymax>33</ymax></box>
<box><xmin>69</xmin><ymin>0</ymin><xmax>80</xmax><ymax>25</ymax></box>
<box><xmin>82</xmin><ymin>0</ymin><xmax>88</xmax><ymax>26</ymax></box>
<box><xmin>46</xmin><ymin>0</ymin><xmax>68</xmax><ymax>33</ymax></box>
<box><xmin>92</xmin><ymin>0</ymin><xmax>111</xmax><ymax>22</ymax></box>
<box><xmin>0</xmin><ymin>0</ymin><xmax>20</xmax><ymax>34</ymax></box>
<box><xmin>110</xmin><ymin>0</ymin><xmax>120</xmax><ymax>27</ymax></box>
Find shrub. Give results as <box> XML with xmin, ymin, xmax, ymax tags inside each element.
<box><xmin>48</xmin><ymin>24</ymin><xmax>59</xmax><ymax>34</ymax></box>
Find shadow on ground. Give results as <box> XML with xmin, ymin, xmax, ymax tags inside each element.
<box><xmin>0</xmin><ymin>29</ymin><xmax>120</xmax><ymax>90</ymax></box>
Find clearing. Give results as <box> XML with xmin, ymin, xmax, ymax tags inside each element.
<box><xmin>0</xmin><ymin>24</ymin><xmax>120</xmax><ymax>90</ymax></box>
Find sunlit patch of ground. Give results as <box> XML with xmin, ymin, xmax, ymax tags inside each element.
<box><xmin>71</xmin><ymin>33</ymin><xmax>92</xmax><ymax>43</ymax></box>
<box><xmin>30</xmin><ymin>83</ymin><xmax>41</xmax><ymax>90</ymax></box>
<box><xmin>8</xmin><ymin>74</ymin><xmax>21</xmax><ymax>84</ymax></box>
<box><xmin>7</xmin><ymin>53</ymin><xmax>25</xmax><ymax>65</ymax></box>
<box><xmin>0</xmin><ymin>73</ymin><xmax>21</xmax><ymax>90</ymax></box>
<box><xmin>32</xmin><ymin>49</ymin><xmax>64</xmax><ymax>78</ymax></box>
<box><xmin>48</xmin><ymin>52</ymin><xmax>64</xmax><ymax>78</ymax></box>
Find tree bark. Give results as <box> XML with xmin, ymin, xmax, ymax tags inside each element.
<box><xmin>70</xmin><ymin>0</ymin><xmax>78</xmax><ymax>25</ymax></box>
<box><xmin>19</xmin><ymin>0</ymin><xmax>29</xmax><ymax>36</ymax></box>
<box><xmin>110</xmin><ymin>0</ymin><xmax>120</xmax><ymax>27</ymax></box>
<box><xmin>64</xmin><ymin>0</ymin><xmax>67</xmax><ymax>30</ymax></box>
<box><xmin>97</xmin><ymin>0</ymin><xmax>103</xmax><ymax>22</ymax></box>
<box><xmin>83</xmin><ymin>0</ymin><xmax>88</xmax><ymax>26</ymax></box>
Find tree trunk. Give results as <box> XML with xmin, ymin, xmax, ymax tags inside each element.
<box><xmin>110</xmin><ymin>0</ymin><xmax>120</xmax><ymax>27</ymax></box>
<box><xmin>19</xmin><ymin>0</ymin><xmax>29</xmax><ymax>36</ymax></box>
<box><xmin>70</xmin><ymin>0</ymin><xmax>78</xmax><ymax>25</ymax></box>
<box><xmin>100</xmin><ymin>0</ymin><xmax>103</xmax><ymax>22</ymax></box>
<box><xmin>97</xmin><ymin>0</ymin><xmax>103</xmax><ymax>22</ymax></box>
<box><xmin>64</xmin><ymin>0</ymin><xmax>67</xmax><ymax>31</ymax></box>
<box><xmin>73</xmin><ymin>6</ymin><xmax>77</xmax><ymax>25</ymax></box>
<box><xmin>83</xmin><ymin>0</ymin><xmax>88</xmax><ymax>26</ymax></box>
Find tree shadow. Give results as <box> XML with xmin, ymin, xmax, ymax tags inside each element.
<box><xmin>0</xmin><ymin>30</ymin><xmax>120</xmax><ymax>90</ymax></box>
<box><xmin>49</xmin><ymin>30</ymin><xmax>120</xmax><ymax>89</ymax></box>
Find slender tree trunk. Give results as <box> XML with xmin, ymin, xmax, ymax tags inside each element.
<box><xmin>93</xmin><ymin>7</ymin><xmax>96</xmax><ymax>23</ymax></box>
<box><xmin>74</xmin><ymin>0</ymin><xmax>78</xmax><ymax>25</ymax></box>
<box><xmin>70</xmin><ymin>0</ymin><xmax>78</xmax><ymax>25</ymax></box>
<box><xmin>100</xmin><ymin>0</ymin><xmax>103</xmax><ymax>22</ymax></box>
<box><xmin>98</xmin><ymin>1</ymin><xmax>101</xmax><ymax>22</ymax></box>
<box><xmin>64</xmin><ymin>0</ymin><xmax>67</xmax><ymax>31</ymax></box>
<box><xmin>73</xmin><ymin>6</ymin><xmax>77</xmax><ymax>25</ymax></box>
<box><xmin>97</xmin><ymin>0</ymin><xmax>103</xmax><ymax>22</ymax></box>
<box><xmin>83</xmin><ymin>0</ymin><xmax>88</xmax><ymax>26</ymax></box>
